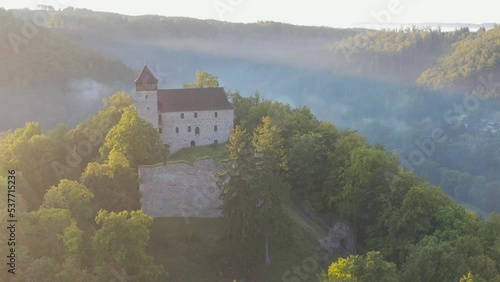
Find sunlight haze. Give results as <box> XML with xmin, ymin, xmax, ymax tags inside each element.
<box><xmin>0</xmin><ymin>0</ymin><xmax>498</xmax><ymax>27</ymax></box>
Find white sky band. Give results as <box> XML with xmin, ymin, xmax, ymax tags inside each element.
<box><xmin>0</xmin><ymin>0</ymin><xmax>498</xmax><ymax>28</ymax></box>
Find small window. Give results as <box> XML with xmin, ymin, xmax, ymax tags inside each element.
<box><xmin>158</xmin><ymin>114</ymin><xmax>162</xmax><ymax>122</ymax></box>
<box><xmin>175</xmin><ymin>127</ymin><xmax>179</xmax><ymax>133</ymax></box>
<box><xmin>214</xmin><ymin>125</ymin><xmax>218</xmax><ymax>132</ymax></box>
<box><xmin>214</xmin><ymin>140</ymin><xmax>218</xmax><ymax>145</ymax></box>
<box><xmin>145</xmin><ymin>94</ymin><xmax>148</xmax><ymax>99</ymax></box>
<box><xmin>181</xmin><ymin>113</ymin><xmax>184</xmax><ymax>119</ymax></box>
<box><xmin>159</xmin><ymin>128</ymin><xmax>162</xmax><ymax>134</ymax></box>
<box><xmin>195</xmin><ymin>127</ymin><xmax>200</xmax><ymax>134</ymax></box>
<box><xmin>215</xmin><ymin>112</ymin><xmax>218</xmax><ymax>118</ymax></box>
<box><xmin>190</xmin><ymin>141</ymin><xmax>196</xmax><ymax>147</ymax></box>
<box><xmin>188</xmin><ymin>126</ymin><xmax>192</xmax><ymax>132</ymax></box>
<box><xmin>194</xmin><ymin>112</ymin><xmax>198</xmax><ymax>118</ymax></box>
<box><xmin>147</xmin><ymin>107</ymin><xmax>150</xmax><ymax>110</ymax></box>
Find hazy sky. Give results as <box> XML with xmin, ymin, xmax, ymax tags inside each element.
<box><xmin>0</xmin><ymin>0</ymin><xmax>498</xmax><ymax>27</ymax></box>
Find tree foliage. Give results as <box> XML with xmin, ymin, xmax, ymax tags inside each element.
<box><xmin>81</xmin><ymin>149</ymin><xmax>140</xmax><ymax>211</ymax></box>
<box><xmin>100</xmin><ymin>106</ymin><xmax>168</xmax><ymax>166</ymax></box>
<box><xmin>42</xmin><ymin>179</ymin><xmax>94</xmax><ymax>221</ymax></box>
<box><xmin>218</xmin><ymin>117</ymin><xmax>291</xmax><ymax>273</ymax></box>
<box><xmin>320</xmin><ymin>251</ymin><xmax>398</xmax><ymax>282</ymax></box>
<box><xmin>92</xmin><ymin>210</ymin><xmax>167</xmax><ymax>281</ymax></box>
<box><xmin>183</xmin><ymin>71</ymin><xmax>220</xmax><ymax>88</ymax></box>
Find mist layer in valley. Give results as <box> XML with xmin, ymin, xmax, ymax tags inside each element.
<box><xmin>5</xmin><ymin>8</ymin><xmax>500</xmax><ymax>215</ymax></box>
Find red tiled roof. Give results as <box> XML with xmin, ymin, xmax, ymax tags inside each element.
<box><xmin>157</xmin><ymin>88</ymin><xmax>233</xmax><ymax>112</ymax></box>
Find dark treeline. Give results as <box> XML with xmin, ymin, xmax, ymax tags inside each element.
<box><xmin>3</xmin><ymin>8</ymin><xmax>499</xmax><ymax>227</ymax></box>
<box><xmin>0</xmin><ymin>9</ymin><xmax>135</xmax><ymax>131</ymax></box>
<box><xmin>11</xmin><ymin>8</ymin><xmax>500</xmax><ymax>95</ymax></box>
<box><xmin>2</xmin><ymin>87</ymin><xmax>498</xmax><ymax>281</ymax></box>
<box><xmin>223</xmin><ymin>91</ymin><xmax>500</xmax><ymax>281</ymax></box>
<box><xmin>0</xmin><ymin>92</ymin><xmax>168</xmax><ymax>281</ymax></box>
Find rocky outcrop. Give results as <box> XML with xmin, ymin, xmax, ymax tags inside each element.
<box><xmin>320</xmin><ymin>222</ymin><xmax>356</xmax><ymax>254</ymax></box>
<box><xmin>138</xmin><ymin>158</ymin><xmax>223</xmax><ymax>218</ymax></box>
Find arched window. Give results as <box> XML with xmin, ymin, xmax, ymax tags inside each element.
<box><xmin>190</xmin><ymin>141</ymin><xmax>196</xmax><ymax>147</ymax></box>
<box><xmin>175</xmin><ymin>127</ymin><xmax>179</xmax><ymax>133</ymax></box>
<box><xmin>194</xmin><ymin>112</ymin><xmax>198</xmax><ymax>118</ymax></box>
<box><xmin>195</xmin><ymin>127</ymin><xmax>200</xmax><ymax>134</ymax></box>
<box><xmin>214</xmin><ymin>125</ymin><xmax>218</xmax><ymax>132</ymax></box>
<box><xmin>214</xmin><ymin>112</ymin><xmax>218</xmax><ymax>118</ymax></box>
<box><xmin>188</xmin><ymin>126</ymin><xmax>192</xmax><ymax>132</ymax></box>
<box><xmin>181</xmin><ymin>113</ymin><xmax>184</xmax><ymax>119</ymax></box>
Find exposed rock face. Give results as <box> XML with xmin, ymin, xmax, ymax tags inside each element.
<box><xmin>138</xmin><ymin>158</ymin><xmax>223</xmax><ymax>218</ymax></box>
<box><xmin>320</xmin><ymin>222</ymin><xmax>356</xmax><ymax>254</ymax></box>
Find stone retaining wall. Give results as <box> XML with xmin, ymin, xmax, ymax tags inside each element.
<box><xmin>139</xmin><ymin>159</ymin><xmax>223</xmax><ymax>218</ymax></box>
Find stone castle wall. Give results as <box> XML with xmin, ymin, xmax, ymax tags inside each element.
<box><xmin>138</xmin><ymin>159</ymin><xmax>223</xmax><ymax>218</ymax></box>
<box><xmin>160</xmin><ymin>109</ymin><xmax>234</xmax><ymax>153</ymax></box>
<box><xmin>134</xmin><ymin>90</ymin><xmax>159</xmax><ymax>129</ymax></box>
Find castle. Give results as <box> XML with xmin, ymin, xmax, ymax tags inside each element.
<box><xmin>134</xmin><ymin>65</ymin><xmax>234</xmax><ymax>153</ymax></box>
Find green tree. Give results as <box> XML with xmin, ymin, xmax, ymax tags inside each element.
<box><xmin>459</xmin><ymin>272</ymin><xmax>487</xmax><ymax>282</ymax></box>
<box><xmin>478</xmin><ymin>213</ymin><xmax>500</xmax><ymax>262</ymax></box>
<box><xmin>465</xmin><ymin>255</ymin><xmax>499</xmax><ymax>281</ymax></box>
<box><xmin>252</xmin><ymin>116</ymin><xmax>290</xmax><ymax>266</ymax></box>
<box><xmin>183</xmin><ymin>71</ymin><xmax>220</xmax><ymax>88</ymax></box>
<box><xmin>320</xmin><ymin>251</ymin><xmax>398</xmax><ymax>282</ymax></box>
<box><xmin>323</xmin><ymin>129</ymin><xmax>366</xmax><ymax>211</ymax></box>
<box><xmin>55</xmin><ymin>258</ymin><xmax>96</xmax><ymax>282</ymax></box>
<box><xmin>287</xmin><ymin>132</ymin><xmax>329</xmax><ymax>195</ymax></box>
<box><xmin>81</xmin><ymin>149</ymin><xmax>139</xmax><ymax>211</ymax></box>
<box><xmin>334</xmin><ymin>147</ymin><xmax>398</xmax><ymax>240</ymax></box>
<box><xmin>218</xmin><ymin>125</ymin><xmax>261</xmax><ymax>271</ymax></box>
<box><xmin>401</xmin><ymin>236</ymin><xmax>464</xmax><ymax>282</ymax></box>
<box><xmin>60</xmin><ymin>221</ymin><xmax>84</xmax><ymax>262</ymax></box>
<box><xmin>42</xmin><ymin>179</ymin><xmax>95</xmax><ymax>221</ymax></box>
<box><xmin>0</xmin><ymin>122</ymin><xmax>66</xmax><ymax>207</ymax></box>
<box><xmin>229</xmin><ymin>91</ymin><xmax>261</xmax><ymax>127</ymax></box>
<box><xmin>27</xmin><ymin>208</ymin><xmax>76</xmax><ymax>260</ymax></box>
<box><xmin>25</xmin><ymin>257</ymin><xmax>58</xmax><ymax>282</ymax></box>
<box><xmin>218</xmin><ymin>117</ymin><xmax>291</xmax><ymax>273</ymax></box>
<box><xmin>100</xmin><ymin>106</ymin><xmax>168</xmax><ymax>166</ymax></box>
<box><xmin>92</xmin><ymin>210</ymin><xmax>167</xmax><ymax>281</ymax></box>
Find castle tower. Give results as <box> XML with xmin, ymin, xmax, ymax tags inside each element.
<box><xmin>134</xmin><ymin>65</ymin><xmax>159</xmax><ymax>129</ymax></box>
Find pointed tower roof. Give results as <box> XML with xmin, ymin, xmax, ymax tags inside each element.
<box><xmin>135</xmin><ymin>65</ymin><xmax>159</xmax><ymax>84</ymax></box>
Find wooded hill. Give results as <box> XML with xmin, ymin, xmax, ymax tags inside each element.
<box><xmin>0</xmin><ymin>9</ymin><xmax>135</xmax><ymax>131</ymax></box>
<box><xmin>1</xmin><ymin>88</ymin><xmax>499</xmax><ymax>281</ymax></box>
<box><xmin>10</xmin><ymin>8</ymin><xmax>500</xmax><ymax>95</ymax></box>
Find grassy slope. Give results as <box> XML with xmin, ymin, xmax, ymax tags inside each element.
<box><xmin>149</xmin><ymin>145</ymin><xmax>333</xmax><ymax>281</ymax></box>
<box><xmin>168</xmin><ymin>143</ymin><xmax>230</xmax><ymax>164</ymax></box>
<box><xmin>148</xmin><ymin>217</ymin><xmax>226</xmax><ymax>282</ymax></box>
<box><xmin>148</xmin><ymin>209</ymin><xmax>333</xmax><ymax>282</ymax></box>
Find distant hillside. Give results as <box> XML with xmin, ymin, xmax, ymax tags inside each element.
<box><xmin>417</xmin><ymin>27</ymin><xmax>500</xmax><ymax>94</ymax></box>
<box><xmin>10</xmin><ymin>8</ymin><xmax>362</xmax><ymax>73</ymax></box>
<box><xmin>10</xmin><ymin>8</ymin><xmax>500</xmax><ymax>97</ymax></box>
<box><xmin>0</xmin><ymin>9</ymin><xmax>135</xmax><ymax>131</ymax></box>
<box><xmin>354</xmin><ymin>22</ymin><xmax>496</xmax><ymax>31</ymax></box>
<box><xmin>326</xmin><ymin>28</ymin><xmax>466</xmax><ymax>83</ymax></box>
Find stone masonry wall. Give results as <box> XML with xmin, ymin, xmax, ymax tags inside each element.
<box><xmin>138</xmin><ymin>159</ymin><xmax>223</xmax><ymax>218</ymax></box>
<box><xmin>134</xmin><ymin>90</ymin><xmax>159</xmax><ymax>129</ymax></box>
<box><xmin>160</xmin><ymin>109</ymin><xmax>234</xmax><ymax>153</ymax></box>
